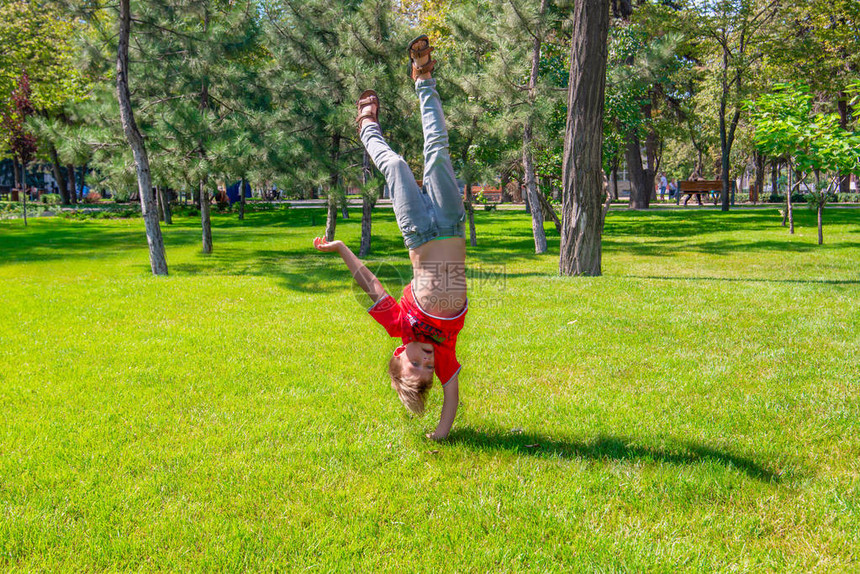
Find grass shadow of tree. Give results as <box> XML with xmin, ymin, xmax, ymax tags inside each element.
<box><xmin>446</xmin><ymin>426</ymin><xmax>788</xmax><ymax>483</ymax></box>
<box><xmin>0</xmin><ymin>219</ymin><xmax>202</xmax><ymax>266</ymax></box>
<box><xmin>169</xmin><ymin>243</ymin><xmax>416</xmax><ymax>295</ymax></box>
<box><xmin>620</xmin><ymin>274</ymin><xmax>860</xmax><ymax>286</ymax></box>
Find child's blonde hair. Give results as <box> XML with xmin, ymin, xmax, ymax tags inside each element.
<box><xmin>388</xmin><ymin>354</ymin><xmax>433</xmax><ymax>415</ymax></box>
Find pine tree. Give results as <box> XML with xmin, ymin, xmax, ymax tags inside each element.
<box><xmin>116</xmin><ymin>0</ymin><xmax>168</xmax><ymax>275</ymax></box>
<box><xmin>263</xmin><ymin>0</ymin><xmax>413</xmax><ymax>247</ymax></box>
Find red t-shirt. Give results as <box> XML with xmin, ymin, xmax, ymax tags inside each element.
<box><xmin>368</xmin><ymin>282</ymin><xmax>467</xmax><ymax>385</ymax></box>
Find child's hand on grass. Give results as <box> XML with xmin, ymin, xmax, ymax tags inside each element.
<box><xmin>313</xmin><ymin>237</ymin><xmax>344</xmax><ymax>253</ymax></box>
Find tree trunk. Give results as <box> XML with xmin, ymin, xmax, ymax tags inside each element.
<box><xmin>512</xmin><ymin>176</ymin><xmax>523</xmax><ymax>203</ymax></box>
<box><xmin>325</xmin><ymin>133</ymin><xmax>341</xmax><ymax>241</ymax></box>
<box><xmin>719</xmin><ymin>143</ymin><xmax>732</xmax><ymax>211</ymax></box>
<box><xmin>464</xmin><ymin>182</ymin><xmax>477</xmax><ymax>247</ymax></box>
<box><xmin>559</xmin><ymin>0</ymin><xmax>609</xmax><ymax>276</ymax></box>
<box><xmin>500</xmin><ymin>170</ymin><xmax>511</xmax><ymax>203</ymax></box>
<box><xmin>117</xmin><ymin>0</ymin><xmax>168</xmax><ymax>275</ymax></box>
<box><xmin>786</xmin><ymin>165</ymin><xmax>794</xmax><ymax>234</ymax></box>
<box><xmin>625</xmin><ymin>131</ymin><xmax>650</xmax><ymax>209</ymax></box>
<box><xmin>21</xmin><ymin>161</ymin><xmax>28</xmax><ymax>226</ymax></box>
<box><xmin>200</xmin><ymin>180</ymin><xmax>213</xmax><ymax>253</ymax></box>
<box><xmin>521</xmin><ymin>0</ymin><xmax>549</xmax><ymax>254</ymax></box>
<box><xmin>718</xmin><ymin>53</ymin><xmax>741</xmax><ymax>212</ymax></box>
<box><xmin>359</xmin><ymin>151</ymin><xmax>373</xmax><ymax>257</ymax></box>
<box><xmin>817</xmin><ymin>203</ymin><xmax>823</xmax><ymax>245</ymax></box>
<box><xmin>156</xmin><ymin>185</ymin><xmax>164</xmax><ymax>221</ymax></box>
<box><xmin>537</xmin><ymin>191</ymin><xmax>561</xmax><ymax>233</ymax></box>
<box><xmin>66</xmin><ymin>164</ymin><xmax>77</xmax><ymax>204</ymax></box>
<box><xmin>160</xmin><ymin>186</ymin><xmax>172</xmax><ymax>224</ymax></box>
<box><xmin>325</xmin><ymin>195</ymin><xmax>337</xmax><ymax>241</ymax></box>
<box><xmin>752</xmin><ymin>151</ymin><xmax>764</xmax><ymax>205</ymax></box>
<box><xmin>359</xmin><ymin>198</ymin><xmax>373</xmax><ymax>257</ymax></box>
<box><xmin>611</xmin><ymin>162</ymin><xmax>619</xmax><ymax>200</ymax></box>
<box><xmin>12</xmin><ymin>156</ymin><xmax>21</xmax><ymax>190</ymax></box>
<box><xmin>49</xmin><ymin>145</ymin><xmax>69</xmax><ymax>205</ymax></box>
<box><xmin>523</xmin><ymin>130</ymin><xmax>547</xmax><ymax>253</ymax></box>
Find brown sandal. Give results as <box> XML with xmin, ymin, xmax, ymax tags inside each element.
<box><xmin>408</xmin><ymin>34</ymin><xmax>435</xmax><ymax>81</ymax></box>
<box><xmin>356</xmin><ymin>89</ymin><xmax>380</xmax><ymax>131</ymax></box>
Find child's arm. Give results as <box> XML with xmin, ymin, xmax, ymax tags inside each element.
<box><xmin>313</xmin><ymin>237</ymin><xmax>386</xmax><ymax>303</ymax></box>
<box><xmin>427</xmin><ymin>374</ymin><xmax>459</xmax><ymax>440</ymax></box>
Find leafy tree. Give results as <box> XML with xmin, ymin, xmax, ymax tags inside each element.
<box><xmin>0</xmin><ymin>0</ymin><xmax>90</xmax><ymax>205</ymax></box>
<box><xmin>761</xmin><ymin>0</ymin><xmax>860</xmax><ymax>193</ymax></box>
<box><xmin>747</xmin><ymin>82</ymin><xmax>860</xmax><ymax>243</ymax></box>
<box><xmin>687</xmin><ymin>0</ymin><xmax>779</xmax><ymax>211</ymax></box>
<box><xmin>608</xmin><ymin>3</ymin><xmax>686</xmax><ymax>209</ymax></box>
<box><xmin>1</xmin><ymin>72</ymin><xmax>38</xmax><ymax>226</ymax></box>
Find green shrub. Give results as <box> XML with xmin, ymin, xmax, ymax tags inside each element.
<box><xmin>768</xmin><ymin>192</ymin><xmax>807</xmax><ymax>204</ymax></box>
<box><xmin>41</xmin><ymin>193</ymin><xmax>62</xmax><ymax>205</ymax></box>
<box><xmin>835</xmin><ymin>193</ymin><xmax>860</xmax><ymax>203</ymax></box>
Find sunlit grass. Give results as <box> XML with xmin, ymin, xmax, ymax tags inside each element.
<box><xmin>0</xmin><ymin>206</ymin><xmax>858</xmax><ymax>571</ymax></box>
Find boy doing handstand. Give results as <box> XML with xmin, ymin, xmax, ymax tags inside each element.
<box><xmin>313</xmin><ymin>36</ymin><xmax>467</xmax><ymax>440</ymax></box>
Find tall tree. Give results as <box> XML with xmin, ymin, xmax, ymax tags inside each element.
<box><xmin>519</xmin><ymin>0</ymin><xmax>550</xmax><ymax>253</ymax></box>
<box><xmin>606</xmin><ymin>1</ymin><xmax>686</xmax><ymax>209</ymax></box>
<box><xmin>559</xmin><ymin>0</ymin><xmax>610</xmax><ymax>276</ymax></box>
<box><xmin>1</xmin><ymin>0</ymin><xmax>90</xmax><ymax>205</ymax></box>
<box><xmin>762</xmin><ymin>0</ymin><xmax>860</xmax><ymax>194</ymax></box>
<box><xmin>127</xmin><ymin>0</ymin><xmax>266</xmax><ymax>253</ymax></box>
<box><xmin>691</xmin><ymin>0</ymin><xmax>778</xmax><ymax>211</ymax></box>
<box><xmin>116</xmin><ymin>0</ymin><xmax>168</xmax><ymax>274</ymax></box>
<box><xmin>263</xmin><ymin>0</ymin><xmax>410</xmax><ymax>243</ymax></box>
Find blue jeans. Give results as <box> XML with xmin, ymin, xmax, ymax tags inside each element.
<box><xmin>360</xmin><ymin>78</ymin><xmax>465</xmax><ymax>249</ymax></box>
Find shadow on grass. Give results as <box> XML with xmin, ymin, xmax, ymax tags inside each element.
<box><xmin>169</xmin><ymin>244</ymin><xmax>416</xmax><ymax>295</ymax></box>
<box><xmin>620</xmin><ymin>274</ymin><xmax>860</xmax><ymax>286</ymax></box>
<box><xmin>447</xmin><ymin>427</ymin><xmax>786</xmax><ymax>483</ymax></box>
<box><xmin>603</xmin><ymin>207</ymin><xmax>860</xmax><ymax>240</ymax></box>
<box><xmin>0</xmin><ymin>219</ymin><xmax>201</xmax><ymax>265</ymax></box>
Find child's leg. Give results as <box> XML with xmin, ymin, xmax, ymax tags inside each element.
<box><xmin>416</xmin><ymin>78</ymin><xmax>466</xmax><ymax>238</ymax></box>
<box><xmin>360</xmin><ymin>123</ymin><xmax>437</xmax><ymax>248</ymax></box>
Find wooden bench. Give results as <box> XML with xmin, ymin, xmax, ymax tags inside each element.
<box><xmin>472</xmin><ymin>186</ymin><xmax>502</xmax><ymax>203</ymax></box>
<box><xmin>678</xmin><ymin>180</ymin><xmax>724</xmax><ymax>205</ymax></box>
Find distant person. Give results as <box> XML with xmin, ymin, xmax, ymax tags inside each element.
<box><xmin>659</xmin><ymin>172</ymin><xmax>668</xmax><ymax>201</ymax></box>
<box><xmin>668</xmin><ymin>178</ymin><xmax>677</xmax><ymax>200</ymax></box>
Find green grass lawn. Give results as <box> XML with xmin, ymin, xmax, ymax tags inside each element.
<box><xmin>0</xmin><ymin>206</ymin><xmax>858</xmax><ymax>571</ymax></box>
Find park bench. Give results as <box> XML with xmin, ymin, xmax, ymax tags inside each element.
<box><xmin>475</xmin><ymin>186</ymin><xmax>502</xmax><ymax>203</ymax></box>
<box><xmin>678</xmin><ymin>180</ymin><xmax>724</xmax><ymax>205</ymax></box>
